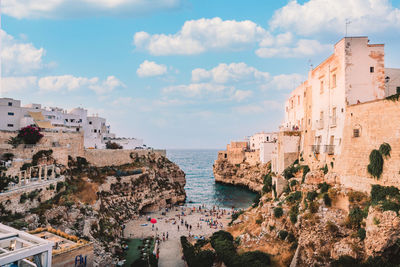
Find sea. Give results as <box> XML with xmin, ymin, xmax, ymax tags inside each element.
<box><xmin>167</xmin><ymin>149</ymin><xmax>257</xmax><ymax>209</ymax></box>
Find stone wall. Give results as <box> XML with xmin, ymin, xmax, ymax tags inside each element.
<box><xmin>245</xmin><ymin>150</ymin><xmax>260</xmax><ymax>166</ymax></box>
<box><xmin>52</xmin><ymin>243</ymin><xmax>94</xmax><ymax>267</ymax></box>
<box><xmin>0</xmin><ymin>178</ymin><xmax>64</xmax><ymax>213</ymax></box>
<box><xmin>83</xmin><ymin>149</ymin><xmax>166</xmax><ymax>167</ymax></box>
<box><xmin>0</xmin><ymin>131</ymin><xmax>84</xmax><ymax>166</ymax></box>
<box><xmin>334</xmin><ymin>99</ymin><xmax>400</xmax><ymax>192</ymax></box>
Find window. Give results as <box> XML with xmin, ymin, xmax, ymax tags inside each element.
<box><xmin>266</xmin><ymin>136</ymin><xmax>269</xmax><ymax>142</ymax></box>
<box><xmin>8</xmin><ymin>112</ymin><xmax>14</xmax><ymax>116</ymax></box>
<box><xmin>332</xmin><ymin>74</ymin><xmax>337</xmax><ymax>88</ymax></box>
<box><xmin>298</xmin><ymin>95</ymin><xmax>300</xmax><ymax>105</ymax></box>
<box><xmin>397</xmin><ymin>87</ymin><xmax>400</xmax><ymax>94</ymax></box>
<box><xmin>320</xmin><ymin>80</ymin><xmax>324</xmax><ymax>94</ymax></box>
<box><xmin>353</xmin><ymin>129</ymin><xmax>360</xmax><ymax>138</ymax></box>
<box><xmin>89</xmin><ymin>121</ymin><xmax>92</xmax><ymax>125</ymax></box>
<box><xmin>370</xmin><ymin>67</ymin><xmax>374</xmax><ymax>73</ymax></box>
<box><xmin>8</xmin><ymin>102</ymin><xmax>12</xmax><ymax>106</ymax></box>
<box><xmin>94</xmin><ymin>129</ymin><xmax>97</xmax><ymax>133</ymax></box>
<box><xmin>7</xmin><ymin>124</ymin><xmax>13</xmax><ymax>127</ymax></box>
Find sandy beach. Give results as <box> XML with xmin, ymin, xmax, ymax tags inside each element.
<box><xmin>123</xmin><ymin>205</ymin><xmax>233</xmax><ymax>267</ymax></box>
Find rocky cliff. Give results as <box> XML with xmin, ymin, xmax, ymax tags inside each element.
<box><xmin>1</xmin><ymin>151</ymin><xmax>186</xmax><ymax>266</ymax></box>
<box><xmin>213</xmin><ymin>159</ymin><xmax>270</xmax><ymax>192</ymax></box>
<box><xmin>226</xmin><ymin>169</ymin><xmax>400</xmax><ymax>266</ymax></box>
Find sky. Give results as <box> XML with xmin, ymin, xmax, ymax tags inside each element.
<box><xmin>2</xmin><ymin>0</ymin><xmax>400</xmax><ymax>149</ymax></box>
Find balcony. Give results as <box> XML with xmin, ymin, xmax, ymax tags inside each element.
<box><xmin>324</xmin><ymin>145</ymin><xmax>335</xmax><ymax>155</ymax></box>
<box><xmin>316</xmin><ymin>119</ymin><xmax>324</xmax><ymax>130</ymax></box>
<box><xmin>330</xmin><ymin>117</ymin><xmax>337</xmax><ymax>127</ymax></box>
<box><xmin>311</xmin><ymin>145</ymin><xmax>321</xmax><ymax>154</ymax></box>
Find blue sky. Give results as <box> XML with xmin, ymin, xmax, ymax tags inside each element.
<box><xmin>2</xmin><ymin>0</ymin><xmax>400</xmax><ymax>149</ymax></box>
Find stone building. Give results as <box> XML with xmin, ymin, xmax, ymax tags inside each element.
<box><xmin>281</xmin><ymin>36</ymin><xmax>400</xmax><ymax>192</ymax></box>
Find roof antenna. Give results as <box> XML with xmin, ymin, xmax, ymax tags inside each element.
<box><xmin>345</xmin><ymin>18</ymin><xmax>351</xmax><ymax>37</ymax></box>
<box><xmin>308</xmin><ymin>59</ymin><xmax>313</xmax><ymax>69</ymax></box>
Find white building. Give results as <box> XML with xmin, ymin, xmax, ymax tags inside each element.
<box><xmin>0</xmin><ymin>97</ymin><xmax>144</xmax><ymax>149</ymax></box>
<box><xmin>249</xmin><ymin>132</ymin><xmax>277</xmax><ymax>150</ymax></box>
<box><xmin>0</xmin><ymin>223</ymin><xmax>53</xmax><ymax>267</ymax></box>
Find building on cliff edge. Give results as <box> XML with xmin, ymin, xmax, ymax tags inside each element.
<box><xmin>280</xmin><ymin>36</ymin><xmax>400</xmax><ymax>192</ymax></box>
<box><xmin>0</xmin><ymin>98</ymin><xmax>144</xmax><ymax>149</ymax></box>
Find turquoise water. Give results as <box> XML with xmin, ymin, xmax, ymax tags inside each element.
<box><xmin>167</xmin><ymin>149</ymin><xmax>257</xmax><ymax>209</ymax></box>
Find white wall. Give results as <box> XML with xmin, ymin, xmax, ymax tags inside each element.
<box><xmin>249</xmin><ymin>132</ymin><xmax>277</xmax><ymax>150</ymax></box>
<box><xmin>260</xmin><ymin>142</ymin><xmax>275</xmax><ymax>164</ymax></box>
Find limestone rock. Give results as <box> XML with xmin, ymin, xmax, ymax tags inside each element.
<box><xmin>365</xmin><ymin>207</ymin><xmax>400</xmax><ymax>256</ymax></box>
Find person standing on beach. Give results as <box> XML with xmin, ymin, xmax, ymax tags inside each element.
<box><xmin>166</xmin><ymin>232</ymin><xmax>169</xmax><ymax>240</ymax></box>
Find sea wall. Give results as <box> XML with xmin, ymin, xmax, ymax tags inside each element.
<box><xmin>83</xmin><ymin>149</ymin><xmax>166</xmax><ymax>167</ymax></box>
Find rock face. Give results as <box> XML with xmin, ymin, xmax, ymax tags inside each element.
<box><xmin>365</xmin><ymin>207</ymin><xmax>400</xmax><ymax>257</ymax></box>
<box><xmin>213</xmin><ymin>159</ymin><xmax>269</xmax><ymax>192</ymax></box>
<box><xmin>2</xmin><ymin>152</ymin><xmax>186</xmax><ymax>266</ymax></box>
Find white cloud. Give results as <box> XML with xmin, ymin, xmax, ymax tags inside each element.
<box><xmin>112</xmin><ymin>97</ymin><xmax>133</xmax><ymax>106</ymax></box>
<box><xmin>231</xmin><ymin>90</ymin><xmax>253</xmax><ymax>102</ymax></box>
<box><xmin>162</xmin><ymin>83</ymin><xmax>228</xmax><ymax>97</ymax></box>
<box><xmin>1</xmin><ymin>30</ymin><xmax>45</xmax><ymax>76</ymax></box>
<box><xmin>192</xmin><ymin>62</ymin><xmax>270</xmax><ymax>83</ymax></box>
<box><xmin>137</xmin><ymin>60</ymin><xmax>167</xmax><ymax>77</ymax></box>
<box><xmin>133</xmin><ymin>17</ymin><xmax>268</xmax><ymax>55</ymax></box>
<box><xmin>3</xmin><ymin>0</ymin><xmax>183</xmax><ymax>19</ymax></box>
<box><xmin>270</xmin><ymin>0</ymin><xmax>400</xmax><ymax>35</ymax></box>
<box><xmin>256</xmin><ymin>39</ymin><xmax>331</xmax><ymax>58</ymax></box>
<box><xmin>261</xmin><ymin>74</ymin><xmax>305</xmax><ymax>91</ymax></box>
<box><xmin>38</xmin><ymin>75</ymin><xmax>97</xmax><ymax>92</ymax></box>
<box><xmin>1</xmin><ymin>76</ymin><xmax>38</xmax><ymax>94</ymax></box>
<box><xmin>88</xmin><ymin>76</ymin><xmax>125</xmax><ymax>94</ymax></box>
<box><xmin>233</xmin><ymin>100</ymin><xmax>282</xmax><ymax>114</ymax></box>
<box><xmin>38</xmin><ymin>75</ymin><xmax>124</xmax><ymax>94</ymax></box>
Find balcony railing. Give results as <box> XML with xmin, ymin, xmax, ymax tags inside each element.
<box><xmin>330</xmin><ymin>117</ymin><xmax>337</xmax><ymax>127</ymax></box>
<box><xmin>311</xmin><ymin>145</ymin><xmax>321</xmax><ymax>154</ymax></box>
<box><xmin>316</xmin><ymin>119</ymin><xmax>324</xmax><ymax>130</ymax></box>
<box><xmin>324</xmin><ymin>145</ymin><xmax>335</xmax><ymax>155</ymax></box>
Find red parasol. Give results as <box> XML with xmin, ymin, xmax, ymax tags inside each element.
<box><xmin>150</xmin><ymin>218</ymin><xmax>157</xmax><ymax>224</ymax></box>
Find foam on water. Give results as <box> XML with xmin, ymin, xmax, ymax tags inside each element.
<box><xmin>167</xmin><ymin>149</ymin><xmax>257</xmax><ymax>209</ymax></box>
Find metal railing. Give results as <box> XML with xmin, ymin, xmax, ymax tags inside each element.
<box><xmin>324</xmin><ymin>145</ymin><xmax>335</xmax><ymax>155</ymax></box>
<box><xmin>311</xmin><ymin>145</ymin><xmax>321</xmax><ymax>154</ymax></box>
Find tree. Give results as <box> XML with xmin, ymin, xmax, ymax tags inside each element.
<box><xmin>17</xmin><ymin>126</ymin><xmax>43</xmax><ymax>145</ymax></box>
<box><xmin>105</xmin><ymin>141</ymin><xmax>123</xmax><ymax>149</ymax></box>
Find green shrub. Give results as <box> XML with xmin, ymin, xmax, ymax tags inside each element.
<box><xmin>320</xmin><ymin>164</ymin><xmax>328</xmax><ymax>175</ymax></box>
<box><xmin>286</xmin><ymin>191</ymin><xmax>302</xmax><ymax>204</ymax></box>
<box><xmin>181</xmin><ymin>236</ymin><xmax>215</xmax><ymax>267</ymax></box>
<box><xmin>331</xmin><ymin>255</ymin><xmax>360</xmax><ymax>267</ymax></box>
<box><xmin>357</xmin><ymin>228</ymin><xmax>366</xmax><ymax>241</ymax></box>
<box><xmin>306</xmin><ymin>191</ymin><xmax>318</xmax><ymax>202</ymax></box>
<box><xmin>278</xmin><ymin>230</ymin><xmax>288</xmax><ymax>240</ymax></box>
<box><xmin>367</xmin><ymin>149</ymin><xmax>384</xmax><ymax>179</ymax></box>
<box><xmin>229</xmin><ymin>210</ymin><xmax>244</xmax><ymax>226</ymax></box>
<box><xmin>2</xmin><ymin>153</ymin><xmax>14</xmax><ymax>161</ymax></box>
<box><xmin>237</xmin><ymin>251</ymin><xmax>270</xmax><ymax>267</ymax></box>
<box><xmin>323</xmin><ymin>193</ymin><xmax>332</xmax><ymax>207</ymax></box>
<box><xmin>252</xmin><ymin>193</ymin><xmax>261</xmax><ymax>208</ymax></box>
<box><xmin>309</xmin><ymin>201</ymin><xmax>319</xmax><ymax>213</ymax></box>
<box><xmin>301</xmin><ymin>165</ymin><xmax>310</xmax><ymax>183</ymax></box>
<box><xmin>20</xmin><ymin>193</ymin><xmax>28</xmax><ymax>203</ymax></box>
<box><xmin>283</xmin><ymin>163</ymin><xmax>300</xmax><ymax>179</ymax></box>
<box><xmin>348</xmin><ymin>207</ymin><xmax>364</xmax><ymax>229</ymax></box>
<box><xmin>255</xmin><ymin>218</ymin><xmax>263</xmax><ymax>225</ymax></box>
<box><xmin>371</xmin><ymin>185</ymin><xmax>399</xmax><ymax>204</ymax></box>
<box><xmin>289</xmin><ymin>205</ymin><xmax>299</xmax><ymax>223</ymax></box>
<box><xmin>56</xmin><ymin>182</ymin><xmax>65</xmax><ymax>192</ymax></box>
<box><xmin>318</xmin><ymin>182</ymin><xmax>330</xmax><ymax>193</ymax></box>
<box><xmin>379</xmin><ymin>143</ymin><xmax>391</xmax><ymax>159</ymax></box>
<box><xmin>273</xmin><ymin>207</ymin><xmax>283</xmax><ymax>218</ymax></box>
<box><xmin>381</xmin><ymin>201</ymin><xmax>400</xmax><ymax>213</ymax></box>
<box><xmin>290</xmin><ymin>179</ymin><xmax>298</xmax><ymax>187</ymax></box>
<box><xmin>286</xmin><ymin>233</ymin><xmax>296</xmax><ymax>243</ymax></box>
<box><xmin>262</xmin><ymin>174</ymin><xmax>273</xmax><ymax>193</ymax></box>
